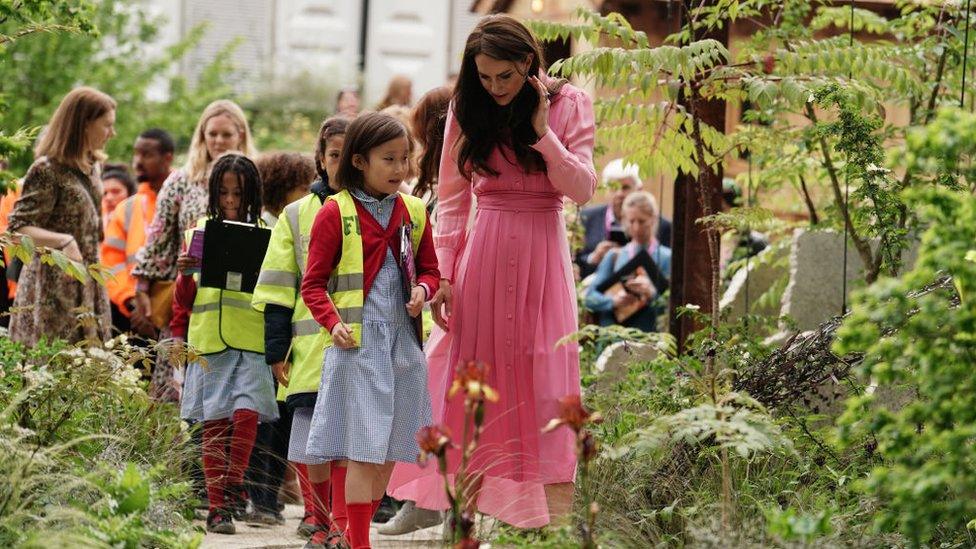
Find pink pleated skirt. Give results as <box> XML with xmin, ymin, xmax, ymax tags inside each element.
<box><xmin>388</xmin><ymin>190</ymin><xmax>581</xmax><ymax>528</ymax></box>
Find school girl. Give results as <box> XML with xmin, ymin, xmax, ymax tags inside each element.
<box><xmin>170</xmin><ymin>153</ymin><xmax>278</xmax><ymax>534</ymax></box>
<box><xmin>252</xmin><ymin>117</ymin><xmax>352</xmax><ymax>548</ymax></box>
<box><xmin>300</xmin><ymin>112</ymin><xmax>440</xmax><ymax>549</ymax></box>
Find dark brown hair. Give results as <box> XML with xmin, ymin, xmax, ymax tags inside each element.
<box><xmin>101</xmin><ymin>162</ymin><xmax>136</xmax><ymax>196</ymax></box>
<box><xmin>411</xmin><ymin>86</ymin><xmax>452</xmax><ymax>199</ymax></box>
<box><xmin>334</xmin><ymin>112</ymin><xmax>409</xmax><ymax>191</ymax></box>
<box><xmin>256</xmin><ymin>152</ymin><xmax>316</xmax><ymax>214</ymax></box>
<box><xmin>454</xmin><ymin>14</ymin><xmax>564</xmax><ymax>178</ymax></box>
<box><xmin>313</xmin><ymin>116</ymin><xmax>350</xmax><ymax>181</ymax></box>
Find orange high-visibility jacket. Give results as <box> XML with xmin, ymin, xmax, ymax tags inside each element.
<box><xmin>101</xmin><ymin>183</ymin><xmax>159</xmax><ymax>316</ymax></box>
<box><xmin>0</xmin><ymin>184</ymin><xmax>22</xmax><ymax>300</ymax></box>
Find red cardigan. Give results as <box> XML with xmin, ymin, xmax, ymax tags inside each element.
<box><xmin>301</xmin><ymin>195</ymin><xmax>440</xmax><ymax>332</ymax></box>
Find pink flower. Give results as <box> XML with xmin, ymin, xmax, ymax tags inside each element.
<box><xmin>543</xmin><ymin>394</ymin><xmax>603</xmax><ymax>434</ymax></box>
<box><xmin>416</xmin><ymin>424</ymin><xmax>453</xmax><ymax>465</ymax></box>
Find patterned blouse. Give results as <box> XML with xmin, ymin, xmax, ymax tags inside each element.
<box><xmin>132</xmin><ymin>169</ymin><xmax>208</xmax><ymax>281</ymax></box>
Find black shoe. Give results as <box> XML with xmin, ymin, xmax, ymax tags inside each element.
<box><xmin>224</xmin><ymin>483</ymin><xmax>253</xmax><ymax>520</ymax></box>
<box><xmin>206</xmin><ymin>508</ymin><xmax>236</xmax><ymax>534</ymax></box>
<box><xmin>372</xmin><ymin>495</ymin><xmax>398</xmax><ymax>524</ymax></box>
<box><xmin>247</xmin><ymin>507</ymin><xmax>285</xmax><ymax>526</ymax></box>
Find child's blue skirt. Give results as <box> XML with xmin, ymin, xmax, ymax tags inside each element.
<box><xmin>180</xmin><ymin>349</ymin><xmax>279</xmax><ymax>423</ymax></box>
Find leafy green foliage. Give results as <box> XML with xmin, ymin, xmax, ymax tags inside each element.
<box><xmin>0</xmin><ymin>335</ymin><xmax>199</xmax><ymax>547</ymax></box>
<box><xmin>0</xmin><ymin>0</ymin><xmax>233</xmax><ymax>175</ymax></box>
<box><xmin>832</xmin><ymin>107</ymin><xmax>976</xmax><ymax>543</ymax></box>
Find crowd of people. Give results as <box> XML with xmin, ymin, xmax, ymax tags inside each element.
<box><xmin>1</xmin><ymin>14</ymin><xmax>677</xmax><ymax>549</ymax></box>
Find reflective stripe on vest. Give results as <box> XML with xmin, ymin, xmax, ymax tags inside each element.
<box><xmin>326</xmin><ymin>190</ymin><xmax>427</xmax><ymax>346</ymax></box>
<box><xmin>123</xmin><ymin>198</ymin><xmax>135</xmax><ymax>232</ymax></box>
<box><xmin>286</xmin><ymin>201</ymin><xmax>305</xmax><ymax>274</ymax></box>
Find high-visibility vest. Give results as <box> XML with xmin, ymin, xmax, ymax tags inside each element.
<box><xmin>0</xmin><ymin>183</ymin><xmax>22</xmax><ymax>300</ymax></box>
<box><xmin>185</xmin><ymin>219</ymin><xmax>265</xmax><ymax>355</ymax></box>
<box><xmin>101</xmin><ymin>183</ymin><xmax>158</xmax><ymax>315</ymax></box>
<box><xmin>252</xmin><ymin>190</ymin><xmax>428</xmax><ymax>397</ymax></box>
<box><xmin>328</xmin><ymin>190</ymin><xmax>427</xmax><ymax>346</ymax></box>
<box><xmin>252</xmin><ymin>191</ymin><xmax>329</xmax><ymax>398</ymax></box>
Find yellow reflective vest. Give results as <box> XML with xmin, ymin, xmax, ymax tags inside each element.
<box><xmin>253</xmin><ymin>189</ymin><xmax>429</xmax><ymax>398</ymax></box>
<box><xmin>252</xmin><ymin>191</ymin><xmax>330</xmax><ymax>398</ymax></box>
<box><xmin>185</xmin><ymin>219</ymin><xmax>265</xmax><ymax>355</ymax></box>
<box><xmin>326</xmin><ymin>190</ymin><xmax>427</xmax><ymax>346</ymax></box>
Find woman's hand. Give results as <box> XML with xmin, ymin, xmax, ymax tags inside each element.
<box><xmin>529</xmin><ymin>75</ymin><xmax>550</xmax><ymax>140</ymax></box>
<box><xmin>176</xmin><ymin>254</ymin><xmax>200</xmax><ymax>274</ymax></box>
<box><xmin>406</xmin><ymin>286</ymin><xmax>426</xmax><ymax>318</ymax></box>
<box><xmin>331</xmin><ymin>322</ymin><xmax>356</xmax><ymax>349</ymax></box>
<box><xmin>624</xmin><ymin>275</ymin><xmax>655</xmax><ymax>301</ymax></box>
<box><xmin>60</xmin><ymin>237</ymin><xmax>83</xmax><ymax>263</ymax></box>
<box><xmin>612</xmin><ymin>290</ymin><xmax>638</xmax><ymax>310</ymax></box>
<box><xmin>133</xmin><ymin>288</ymin><xmax>153</xmax><ymax>323</ymax></box>
<box><xmin>431</xmin><ymin>279</ymin><xmax>453</xmax><ymax>331</ymax></box>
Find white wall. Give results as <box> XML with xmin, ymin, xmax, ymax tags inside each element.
<box><xmin>275</xmin><ymin>0</ymin><xmax>363</xmax><ymax>86</ymax></box>
<box><xmin>181</xmin><ymin>0</ymin><xmax>275</xmax><ymax>93</ymax></box>
<box><xmin>363</xmin><ymin>0</ymin><xmax>450</xmax><ymax>106</ymax></box>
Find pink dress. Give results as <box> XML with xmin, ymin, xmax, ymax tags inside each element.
<box><xmin>388</xmin><ymin>81</ymin><xmax>596</xmax><ymax>528</ymax></box>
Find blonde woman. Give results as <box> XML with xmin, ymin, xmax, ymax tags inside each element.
<box><xmin>8</xmin><ymin>86</ymin><xmax>117</xmax><ymax>345</ymax></box>
<box><xmin>132</xmin><ymin>99</ymin><xmax>256</xmax><ymax>399</ymax></box>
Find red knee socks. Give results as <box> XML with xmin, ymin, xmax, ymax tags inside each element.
<box><xmin>346</xmin><ymin>502</ymin><xmax>373</xmax><ymax>549</ymax></box>
<box><xmin>331</xmin><ymin>465</ymin><xmax>349</xmax><ymax>532</ymax></box>
<box><xmin>227</xmin><ymin>409</ymin><xmax>259</xmax><ymax>486</ymax></box>
<box><xmin>202</xmin><ymin>419</ymin><xmax>231</xmax><ymax>512</ymax></box>
<box><xmin>312</xmin><ymin>478</ymin><xmax>332</xmax><ymax>530</ymax></box>
<box><xmin>297</xmin><ymin>463</ymin><xmax>315</xmax><ymax>519</ymax></box>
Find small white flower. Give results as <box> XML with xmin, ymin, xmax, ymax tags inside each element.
<box><xmin>684</xmin><ymin>304</ymin><xmax>701</xmax><ymax>311</ymax></box>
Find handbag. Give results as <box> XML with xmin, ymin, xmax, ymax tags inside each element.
<box><xmin>148</xmin><ymin>280</ymin><xmax>175</xmax><ymax>330</ymax></box>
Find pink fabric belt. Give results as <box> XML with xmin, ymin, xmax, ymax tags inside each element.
<box><xmin>476</xmin><ymin>190</ymin><xmax>563</xmax><ymax>213</ymax></box>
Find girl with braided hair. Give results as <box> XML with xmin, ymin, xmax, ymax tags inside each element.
<box><xmin>170</xmin><ymin>153</ymin><xmax>278</xmax><ymax>534</ymax></box>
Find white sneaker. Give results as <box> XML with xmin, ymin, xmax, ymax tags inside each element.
<box><xmin>376</xmin><ymin>501</ymin><xmax>443</xmax><ymax>535</ymax></box>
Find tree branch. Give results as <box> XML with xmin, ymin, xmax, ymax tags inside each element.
<box><xmin>797</xmin><ymin>174</ymin><xmax>821</xmax><ymax>225</ymax></box>
<box><xmin>804</xmin><ymin>102</ymin><xmax>877</xmax><ymax>279</ymax></box>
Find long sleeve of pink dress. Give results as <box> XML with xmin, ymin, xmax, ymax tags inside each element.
<box><xmin>388</xmin><ymin>80</ymin><xmax>596</xmax><ymax>528</ymax></box>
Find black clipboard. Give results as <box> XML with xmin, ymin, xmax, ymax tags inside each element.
<box><xmin>594</xmin><ymin>248</ymin><xmax>669</xmax><ymax>295</ymax></box>
<box><xmin>200</xmin><ymin>219</ymin><xmax>271</xmax><ymax>293</ymax></box>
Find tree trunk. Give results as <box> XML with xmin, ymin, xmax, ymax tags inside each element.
<box><xmin>668</xmin><ymin>9</ymin><xmax>728</xmax><ymax>353</ymax></box>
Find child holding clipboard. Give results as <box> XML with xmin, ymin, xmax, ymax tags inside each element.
<box><xmin>170</xmin><ymin>153</ymin><xmax>277</xmax><ymax>534</ymax></box>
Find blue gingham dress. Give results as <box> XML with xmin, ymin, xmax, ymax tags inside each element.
<box><xmin>305</xmin><ymin>189</ymin><xmax>433</xmax><ymax>464</ymax></box>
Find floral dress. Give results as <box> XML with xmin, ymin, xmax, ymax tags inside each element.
<box><xmin>131</xmin><ymin>168</ymin><xmax>208</xmax><ymax>401</ymax></box>
<box><xmin>132</xmin><ymin>169</ymin><xmax>209</xmax><ymax>281</ymax></box>
<box><xmin>7</xmin><ymin>158</ymin><xmax>111</xmax><ymax>345</ymax></box>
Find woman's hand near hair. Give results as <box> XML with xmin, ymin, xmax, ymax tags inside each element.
<box><xmin>529</xmin><ymin>75</ymin><xmax>550</xmax><ymax>140</ymax></box>
<box><xmin>431</xmin><ymin>278</ymin><xmax>453</xmax><ymax>331</ymax></box>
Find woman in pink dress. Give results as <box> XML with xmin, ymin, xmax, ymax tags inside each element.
<box><xmin>388</xmin><ymin>14</ymin><xmax>596</xmax><ymax>528</ymax></box>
